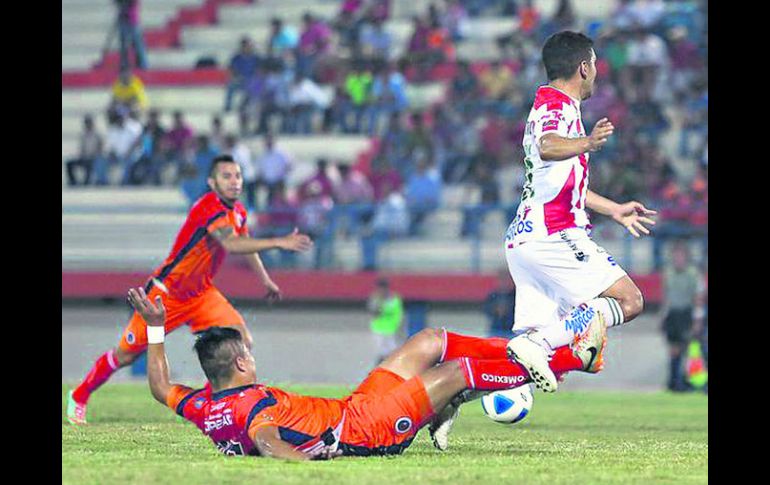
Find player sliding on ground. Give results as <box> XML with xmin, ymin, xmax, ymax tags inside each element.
<box><xmin>127</xmin><ymin>285</ymin><xmax>606</xmax><ymax>459</ymax></box>
<box><xmin>428</xmin><ymin>31</ymin><xmax>658</xmax><ymax>450</ymax></box>
<box><xmin>67</xmin><ymin>155</ymin><xmax>313</xmax><ymax>425</ymax></box>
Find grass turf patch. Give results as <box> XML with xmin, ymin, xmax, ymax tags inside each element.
<box><xmin>62</xmin><ymin>383</ymin><xmax>707</xmax><ymax>484</ymax></box>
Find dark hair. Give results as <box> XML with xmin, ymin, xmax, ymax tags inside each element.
<box><xmin>209</xmin><ymin>154</ymin><xmax>237</xmax><ymax>177</ymax></box>
<box><xmin>193</xmin><ymin>328</ymin><xmax>246</xmax><ymax>387</ymax></box>
<box><xmin>542</xmin><ymin>31</ymin><xmax>594</xmax><ymax>81</ymax></box>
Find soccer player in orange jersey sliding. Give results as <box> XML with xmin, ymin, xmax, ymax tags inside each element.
<box><xmin>126</xmin><ymin>285</ymin><xmax>606</xmax><ymax>459</ymax></box>
<box><xmin>67</xmin><ymin>155</ymin><xmax>313</xmax><ymax>425</ymax></box>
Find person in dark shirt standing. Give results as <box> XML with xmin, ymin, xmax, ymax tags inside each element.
<box><xmin>224</xmin><ymin>36</ymin><xmax>261</xmax><ymax>112</ymax></box>
<box><xmin>483</xmin><ymin>269</ymin><xmax>516</xmax><ymax>338</ymax></box>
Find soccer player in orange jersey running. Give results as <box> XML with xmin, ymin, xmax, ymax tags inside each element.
<box><xmin>126</xmin><ymin>286</ymin><xmax>606</xmax><ymax>459</ymax></box>
<box><xmin>67</xmin><ymin>155</ymin><xmax>313</xmax><ymax>425</ymax></box>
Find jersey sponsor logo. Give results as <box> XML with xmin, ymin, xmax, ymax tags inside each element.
<box><xmin>204</xmin><ymin>410</ymin><xmax>234</xmax><ymax>433</ymax></box>
<box><xmin>607</xmin><ymin>255</ymin><xmax>617</xmax><ymax>267</ymax></box>
<box><xmin>210</xmin><ymin>402</ymin><xmax>227</xmax><ymax>411</ymax></box>
<box><xmin>564</xmin><ymin>304</ymin><xmax>596</xmax><ymax>334</ymax></box>
<box><xmin>506</xmin><ymin>208</ymin><xmax>535</xmax><ymax>240</ymax></box>
<box><xmin>394</xmin><ymin>416</ymin><xmax>413</xmax><ymax>434</ymax></box>
<box><xmin>481</xmin><ymin>373</ymin><xmax>527</xmax><ymax>385</ymax></box>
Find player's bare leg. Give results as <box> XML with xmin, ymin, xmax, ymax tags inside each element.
<box><xmin>377</xmin><ymin>328</ymin><xmax>445</xmax><ymax>380</ymax></box>
<box><xmin>599</xmin><ymin>275</ymin><xmax>644</xmax><ymax>323</ymax></box>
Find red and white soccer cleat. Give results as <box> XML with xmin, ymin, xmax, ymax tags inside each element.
<box><xmin>67</xmin><ymin>390</ymin><xmax>88</xmax><ymax>425</ymax></box>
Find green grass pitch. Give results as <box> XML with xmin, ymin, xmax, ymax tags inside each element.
<box><xmin>62</xmin><ymin>383</ymin><xmax>707</xmax><ymax>484</ymax></box>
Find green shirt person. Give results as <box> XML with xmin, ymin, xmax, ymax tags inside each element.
<box><xmin>368</xmin><ymin>278</ymin><xmax>404</xmax><ymax>364</ymax></box>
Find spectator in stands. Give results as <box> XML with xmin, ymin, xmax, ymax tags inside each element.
<box><xmin>361</xmin><ymin>181</ymin><xmax>410</xmax><ymax>270</ymax></box>
<box><xmin>661</xmin><ymin>241</ymin><xmax>703</xmax><ymax>392</ymax></box>
<box><xmin>403</xmin><ymin>112</ymin><xmax>435</xmax><ymax>176</ymax></box>
<box><xmin>238</xmin><ymin>65</ymin><xmax>267</xmax><ymax>135</ymax></box>
<box><xmin>296</xmin><ymin>12</ymin><xmax>333</xmax><ymax>79</ymax></box>
<box><xmin>286</xmin><ymin>73</ymin><xmax>331</xmax><ymax>134</ymax></box>
<box><xmin>334</xmin><ymin>163</ymin><xmax>375</xmax><ymax>237</ymax></box>
<box><xmin>460</xmin><ymin>161</ymin><xmax>501</xmax><ymax>237</ymax></box>
<box><xmin>94</xmin><ymin>109</ymin><xmax>143</xmax><ymax>185</ymax></box>
<box><xmin>483</xmin><ymin>269</ymin><xmax>516</xmax><ymax>338</ymax></box>
<box><xmin>358</xmin><ymin>17</ymin><xmax>393</xmax><ymax>63</ymax></box>
<box><xmin>256</xmin><ymin>181</ymin><xmax>300</xmax><ymax>268</ymax></box>
<box><xmin>404</xmin><ymin>15</ymin><xmax>431</xmax><ymax>78</ymax></box>
<box><xmin>209</xmin><ymin>115</ymin><xmax>226</xmax><ymax>151</ymax></box>
<box><xmin>540</xmin><ymin>0</ymin><xmax>577</xmax><ymax>38</ymax></box>
<box><xmin>256</xmin><ymin>133</ymin><xmax>293</xmax><ymax>203</ymax></box>
<box><xmin>625</xmin><ymin>26</ymin><xmax>669</xmax><ymax>102</ymax></box>
<box><xmin>267</xmin><ymin>18</ymin><xmax>299</xmax><ymax>61</ymax></box>
<box><xmin>363</xmin><ymin>0</ymin><xmax>391</xmax><ymax>24</ymax></box>
<box><xmin>66</xmin><ymin>114</ymin><xmax>104</xmax><ymax>187</ymax></box>
<box><xmin>423</xmin><ymin>16</ymin><xmax>455</xmax><ymax>73</ymax></box>
<box><xmin>366</xmin><ymin>61</ymin><xmax>409</xmax><ymax>135</ymax></box>
<box><xmin>668</xmin><ymin>26</ymin><xmax>702</xmax><ymax>104</ymax></box>
<box><xmin>127</xmin><ymin>108</ymin><xmax>167</xmax><ymax>185</ymax></box>
<box><xmin>478</xmin><ymin>60</ymin><xmax>518</xmax><ymax>116</ymax></box>
<box><xmin>404</xmin><ymin>157</ymin><xmax>442</xmax><ymax>235</ymax></box>
<box><xmin>679</xmin><ymin>81</ymin><xmax>708</xmax><ymax>158</ymax></box>
<box><xmin>103</xmin><ymin>0</ymin><xmax>148</xmax><ymax>70</ymax></box>
<box><xmin>441</xmin><ymin>0</ymin><xmax>469</xmax><ymax>42</ymax></box>
<box><xmin>298</xmin><ymin>179</ymin><xmax>336</xmax><ymax>269</ymax></box>
<box><xmin>299</xmin><ymin>158</ymin><xmax>336</xmax><ymax>201</ymax></box>
<box><xmin>180</xmin><ymin>135</ymin><xmax>218</xmax><ymax>204</ymax></box>
<box><xmin>110</xmin><ymin>67</ymin><xmax>148</xmax><ymax>114</ymax></box>
<box><xmin>367</xmin><ymin>278</ymin><xmax>404</xmax><ymax>365</ymax></box>
<box><xmin>224</xmin><ymin>36</ymin><xmax>261</xmax><ymax>112</ymax></box>
<box><xmin>450</xmin><ymin>60</ymin><xmax>481</xmax><ymax>114</ymax></box>
<box><xmin>378</xmin><ymin>112</ymin><xmax>411</xmax><ymax>173</ymax></box>
<box><xmin>369</xmin><ymin>155</ymin><xmax>403</xmax><ymax>201</ymax></box>
<box><xmin>164</xmin><ymin>111</ymin><xmax>195</xmax><ymax>176</ymax></box>
<box><xmin>335</xmin><ymin>0</ymin><xmax>366</xmax><ymax>52</ymax></box>
<box><xmin>628</xmin><ymin>0</ymin><xmax>666</xmax><ymax>30</ymax></box>
<box><xmin>343</xmin><ymin>61</ymin><xmax>374</xmax><ymax>133</ymax></box>
<box><xmin>257</xmin><ymin>59</ymin><xmax>293</xmax><ymax>134</ymax></box>
<box><xmin>223</xmin><ymin>134</ymin><xmax>257</xmax><ymax>212</ymax></box>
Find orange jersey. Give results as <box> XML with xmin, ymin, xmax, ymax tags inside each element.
<box><xmin>150</xmin><ymin>192</ymin><xmax>248</xmax><ymax>299</ymax></box>
<box><xmin>167</xmin><ymin>369</ymin><xmax>435</xmax><ymax>458</ymax></box>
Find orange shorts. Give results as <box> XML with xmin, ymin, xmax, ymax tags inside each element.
<box><xmin>340</xmin><ymin>368</ymin><xmax>435</xmax><ymax>455</ymax></box>
<box><xmin>119</xmin><ymin>285</ymin><xmax>245</xmax><ymax>353</ymax></box>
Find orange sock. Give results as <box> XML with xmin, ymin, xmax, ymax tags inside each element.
<box><xmin>440</xmin><ymin>329</ymin><xmax>508</xmax><ymax>362</ymax></box>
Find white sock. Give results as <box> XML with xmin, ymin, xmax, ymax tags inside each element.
<box><xmin>532</xmin><ymin>297</ymin><xmax>625</xmax><ymax>353</ymax></box>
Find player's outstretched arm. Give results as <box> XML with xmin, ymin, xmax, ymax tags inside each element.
<box><xmin>250</xmin><ymin>426</ymin><xmax>341</xmax><ymax>461</ymax></box>
<box><xmin>586</xmin><ymin>190</ymin><xmax>657</xmax><ymax>238</ymax></box>
<box><xmin>539</xmin><ymin>118</ymin><xmax>614</xmax><ymax>161</ymax></box>
<box><xmin>246</xmin><ymin>252</ymin><xmax>282</xmax><ymax>302</ymax></box>
<box><xmin>211</xmin><ymin>226</ymin><xmax>313</xmax><ymax>255</ymax></box>
<box><xmin>127</xmin><ymin>287</ymin><xmax>179</xmax><ymax>405</ymax></box>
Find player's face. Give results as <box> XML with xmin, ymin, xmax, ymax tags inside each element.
<box><xmin>580</xmin><ymin>49</ymin><xmax>598</xmax><ymax>100</ymax></box>
<box><xmin>209</xmin><ymin>162</ymin><xmax>243</xmax><ymax>203</ymax></box>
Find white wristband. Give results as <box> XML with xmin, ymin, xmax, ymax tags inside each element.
<box><xmin>147</xmin><ymin>326</ymin><xmax>165</xmax><ymax>344</ymax></box>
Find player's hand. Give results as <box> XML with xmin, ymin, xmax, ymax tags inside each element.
<box><xmin>279</xmin><ymin>227</ymin><xmax>313</xmax><ymax>252</ymax></box>
<box><xmin>587</xmin><ymin>117</ymin><xmax>614</xmax><ymax>152</ymax></box>
<box><xmin>308</xmin><ymin>446</ymin><xmax>343</xmax><ymax>460</ymax></box>
<box><xmin>127</xmin><ymin>287</ymin><xmax>166</xmax><ymax>327</ymax></box>
<box><xmin>611</xmin><ymin>201</ymin><xmax>657</xmax><ymax>238</ymax></box>
<box><xmin>264</xmin><ymin>279</ymin><xmax>282</xmax><ymax>304</ymax></box>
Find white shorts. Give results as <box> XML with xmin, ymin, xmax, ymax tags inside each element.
<box><xmin>505</xmin><ymin>228</ymin><xmax>627</xmax><ymax>331</ymax></box>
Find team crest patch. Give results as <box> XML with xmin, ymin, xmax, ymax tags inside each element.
<box><xmin>126</xmin><ymin>331</ymin><xmax>135</xmax><ymax>344</ymax></box>
<box><xmin>194</xmin><ymin>397</ymin><xmax>206</xmax><ymax>409</ymax></box>
<box><xmin>394</xmin><ymin>416</ymin><xmax>413</xmax><ymax>434</ymax></box>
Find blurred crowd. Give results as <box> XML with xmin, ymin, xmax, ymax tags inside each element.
<box><xmin>65</xmin><ymin>0</ymin><xmax>708</xmax><ymax>271</ymax></box>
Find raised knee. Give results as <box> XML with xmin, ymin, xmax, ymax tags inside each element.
<box><xmin>621</xmin><ymin>288</ymin><xmax>644</xmax><ymax>322</ymax></box>
<box><xmin>415</xmin><ymin>327</ymin><xmax>444</xmax><ymax>356</ymax></box>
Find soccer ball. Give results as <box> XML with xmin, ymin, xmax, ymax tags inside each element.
<box><xmin>480</xmin><ymin>385</ymin><xmax>534</xmax><ymax>424</ymax></box>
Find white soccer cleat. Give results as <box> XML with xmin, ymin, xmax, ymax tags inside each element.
<box><xmin>572</xmin><ymin>313</ymin><xmax>607</xmax><ymax>373</ymax></box>
<box><xmin>428</xmin><ymin>401</ymin><xmax>460</xmax><ymax>451</ymax></box>
<box><xmin>507</xmin><ymin>334</ymin><xmax>558</xmax><ymax>393</ymax></box>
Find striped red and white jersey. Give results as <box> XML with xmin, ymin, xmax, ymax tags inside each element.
<box><xmin>506</xmin><ymin>85</ymin><xmax>591</xmax><ymax>246</ymax></box>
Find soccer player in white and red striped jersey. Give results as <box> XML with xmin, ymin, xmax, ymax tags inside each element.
<box><xmin>501</xmin><ymin>31</ymin><xmax>656</xmax><ymax>393</ymax></box>
<box><xmin>428</xmin><ymin>31</ymin><xmax>657</xmax><ymax>451</ymax></box>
